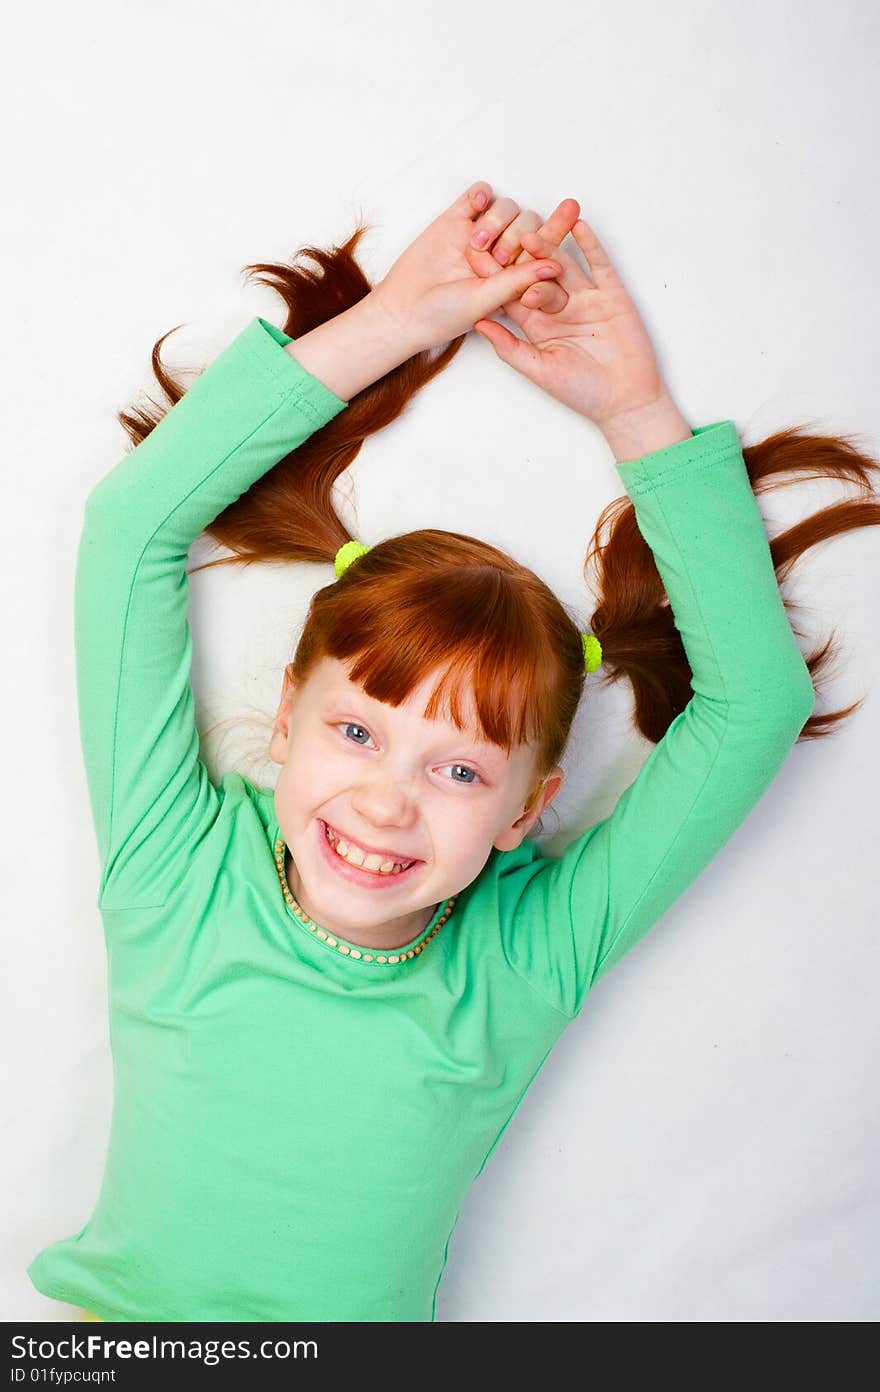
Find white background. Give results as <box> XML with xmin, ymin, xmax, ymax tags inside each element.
<box><xmin>3</xmin><ymin>0</ymin><xmax>878</xmax><ymax>1323</ymax></box>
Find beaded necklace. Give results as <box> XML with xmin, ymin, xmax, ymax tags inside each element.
<box><xmin>272</xmin><ymin>836</ymin><xmax>457</xmax><ymax>965</ymax></box>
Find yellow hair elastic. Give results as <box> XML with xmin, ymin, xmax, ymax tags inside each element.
<box><xmin>581</xmin><ymin>633</ymin><xmax>603</xmax><ymax>673</ymax></box>
<box><xmin>332</xmin><ymin>540</ymin><xmax>602</xmax><ymax>674</ymax></box>
<box><xmin>334</xmin><ymin>539</ymin><xmax>372</xmax><ymax>578</ymax></box>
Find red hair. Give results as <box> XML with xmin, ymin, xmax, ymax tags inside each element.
<box><xmin>118</xmin><ymin>223</ymin><xmax>880</xmax><ymax>816</ymax></box>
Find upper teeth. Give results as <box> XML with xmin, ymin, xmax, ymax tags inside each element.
<box><xmin>325</xmin><ymin>824</ymin><xmax>412</xmax><ymax>875</ymax></box>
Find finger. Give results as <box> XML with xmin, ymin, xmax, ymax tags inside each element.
<box><xmin>520</xmin><ymin>229</ymin><xmax>586</xmax><ymax>293</ymax></box>
<box><xmin>492</xmin><ymin>210</ymin><xmax>542</xmax><ymax>266</ymax></box>
<box><xmin>450</xmin><ymin>181</ymin><xmax>493</xmax><ymax>221</ymax></box>
<box><xmin>473</xmin><ymin>257</ymin><xmax>562</xmax><ymax>320</ymax></box>
<box><xmin>469</xmin><ymin>196</ymin><xmax>522</xmax><ymax>250</ymax></box>
<box><xmin>510</xmin><ymin>199</ymin><xmax>581</xmax><ymax>266</ymax></box>
<box><xmin>471</xmin><ymin>198</ymin><xmax>578</xmax><ymax>277</ymax></box>
<box><xmin>471</xmin><ymin>316</ymin><xmax>545</xmax><ymax>386</ymax></box>
<box><xmin>469</xmin><ymin>182</ymin><xmax>491</xmax><ymax>216</ymax></box>
<box><xmin>500</xmin><ymin>279</ymin><xmax>569</xmax><ymax>336</ymax></box>
<box><xmin>551</xmin><ymin>215</ymin><xmax>618</xmax><ymax>289</ymax></box>
<box><xmin>543</xmin><ymin>197</ymin><xmax>581</xmax><ymax>244</ymax></box>
<box><xmin>519</xmin><ymin>279</ymin><xmax>569</xmax><ymax>313</ymax></box>
<box><xmin>570</xmin><ymin>217</ymin><xmax>617</xmax><ymax>287</ymax></box>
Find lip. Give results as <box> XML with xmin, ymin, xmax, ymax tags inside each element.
<box><xmin>323</xmin><ymin>819</ymin><xmax>420</xmax><ymax>865</ymax></box>
<box><xmin>317</xmin><ymin>819</ymin><xmax>424</xmax><ymax>890</ymax></box>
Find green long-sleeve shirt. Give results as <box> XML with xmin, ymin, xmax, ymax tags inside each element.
<box><xmin>27</xmin><ymin>316</ymin><xmax>814</xmax><ymax>1322</ymax></box>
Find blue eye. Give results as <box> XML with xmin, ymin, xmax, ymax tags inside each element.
<box><xmin>335</xmin><ymin>724</ymin><xmax>481</xmax><ymax>785</ymax></box>
<box><xmin>445</xmin><ymin>764</ymin><xmax>480</xmax><ymax>785</ymax></box>
<box><xmin>339</xmin><ymin>723</ymin><xmax>373</xmax><ymax>745</ymax></box>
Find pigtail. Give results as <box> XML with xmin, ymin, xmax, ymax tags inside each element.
<box><xmin>117</xmin><ymin>222</ymin><xmax>468</xmax><ymax>576</ymax></box>
<box><xmin>584</xmin><ymin>424</ymin><xmax>880</xmax><ymax>746</ymax></box>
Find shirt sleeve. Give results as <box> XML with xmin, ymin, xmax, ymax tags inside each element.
<box><xmin>492</xmin><ymin>420</ymin><xmax>816</xmax><ymax>1019</ymax></box>
<box><xmin>75</xmin><ymin>316</ymin><xmax>349</xmax><ymax>912</ymax></box>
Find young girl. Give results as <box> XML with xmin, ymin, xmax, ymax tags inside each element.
<box><xmin>27</xmin><ymin>182</ymin><xmax>878</xmax><ymax>1323</ymax></box>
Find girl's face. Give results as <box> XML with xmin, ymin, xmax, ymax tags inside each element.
<box><xmin>269</xmin><ymin>655</ymin><xmax>564</xmax><ymax>951</ymax></box>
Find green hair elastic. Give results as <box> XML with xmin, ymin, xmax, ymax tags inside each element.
<box><xmin>334</xmin><ymin>539</ymin><xmax>372</xmax><ymax>578</ymax></box>
<box><xmin>582</xmin><ymin>633</ymin><xmax>603</xmax><ymax>673</ymax></box>
<box><xmin>332</xmin><ymin>540</ymin><xmax>603</xmax><ymax>674</ymax></box>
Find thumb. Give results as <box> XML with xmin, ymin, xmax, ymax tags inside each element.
<box><xmin>473</xmin><ymin>317</ymin><xmax>542</xmax><ymax>382</ymax></box>
<box><xmin>474</xmin><ymin>257</ymin><xmax>561</xmax><ymax>321</ymax></box>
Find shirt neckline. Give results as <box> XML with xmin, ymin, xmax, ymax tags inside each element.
<box><xmin>268</xmin><ymin>813</ymin><xmax>456</xmax><ymax>967</ymax></box>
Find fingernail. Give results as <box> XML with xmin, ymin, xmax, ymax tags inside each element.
<box><xmin>494</xmin><ymin>248</ymin><xmax>510</xmax><ymax>265</ymax></box>
<box><xmin>472</xmin><ymin>230</ymin><xmax>490</xmax><ymax>248</ymax></box>
<box><xmin>475</xmin><ymin>192</ymin><xmax>488</xmax><ymax>209</ymax></box>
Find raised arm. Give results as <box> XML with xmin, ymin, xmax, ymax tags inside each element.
<box><xmin>486</xmin><ymin>413</ymin><xmax>815</xmax><ymax>1018</ymax></box>
<box><xmin>75</xmin><ymin>310</ymin><xmax>393</xmax><ymax>912</ymax></box>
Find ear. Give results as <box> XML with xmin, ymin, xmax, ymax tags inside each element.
<box><xmin>493</xmin><ymin>766</ymin><xmax>565</xmax><ymax>853</ymax></box>
<box><xmin>268</xmin><ymin>665</ymin><xmax>297</xmax><ymax>767</ymax></box>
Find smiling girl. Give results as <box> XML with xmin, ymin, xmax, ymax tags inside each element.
<box><xmin>27</xmin><ymin>182</ymin><xmax>878</xmax><ymax>1322</ymax></box>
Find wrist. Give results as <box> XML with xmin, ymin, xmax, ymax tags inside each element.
<box><xmin>597</xmin><ymin>393</ymin><xmax>693</xmax><ymax>463</ymax></box>
<box><xmin>283</xmin><ymin>292</ymin><xmax>417</xmax><ymax>401</ymax></box>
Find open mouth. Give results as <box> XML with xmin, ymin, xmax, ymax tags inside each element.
<box><xmin>317</xmin><ymin>819</ymin><xmax>424</xmax><ymax>889</ymax></box>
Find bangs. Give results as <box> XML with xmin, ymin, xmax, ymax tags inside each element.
<box><xmin>320</xmin><ymin>568</ymin><xmax>562</xmax><ymax>755</ymax></box>
<box><xmin>292</xmin><ymin>529</ymin><xmax>585</xmax><ymax>774</ymax></box>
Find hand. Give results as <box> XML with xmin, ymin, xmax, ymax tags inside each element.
<box><xmin>471</xmin><ymin>213</ymin><xmax>668</xmax><ymax>427</ymax></box>
<box><xmin>463</xmin><ymin>194</ymin><xmax>580</xmax><ymax>319</ymax></box>
<box><xmin>369</xmin><ymin>182</ymin><xmax>565</xmax><ymax>355</ymax></box>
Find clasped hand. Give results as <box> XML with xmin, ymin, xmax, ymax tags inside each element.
<box><xmin>371</xmin><ymin>180</ymin><xmax>668</xmax><ymax>426</ymax></box>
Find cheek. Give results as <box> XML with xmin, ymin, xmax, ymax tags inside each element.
<box><xmin>437</xmin><ymin>808</ymin><xmax>498</xmax><ymax>864</ymax></box>
<box><xmin>277</xmin><ymin>737</ymin><xmax>346</xmax><ymax>802</ymax></box>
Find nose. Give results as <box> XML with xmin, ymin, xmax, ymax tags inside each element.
<box><xmin>349</xmin><ymin>768</ymin><xmax>417</xmax><ymax>831</ymax></box>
